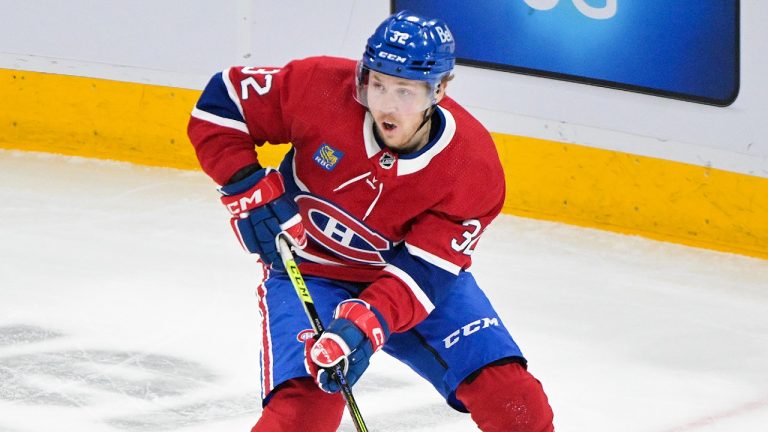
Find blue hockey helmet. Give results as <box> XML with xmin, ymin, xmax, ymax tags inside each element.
<box><xmin>355</xmin><ymin>11</ymin><xmax>456</xmax><ymax>111</ymax></box>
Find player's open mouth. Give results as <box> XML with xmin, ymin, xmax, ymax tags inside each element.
<box><xmin>382</xmin><ymin>121</ymin><xmax>397</xmax><ymax>131</ymax></box>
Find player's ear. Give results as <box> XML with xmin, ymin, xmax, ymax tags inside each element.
<box><xmin>435</xmin><ymin>81</ymin><xmax>448</xmax><ymax>103</ymax></box>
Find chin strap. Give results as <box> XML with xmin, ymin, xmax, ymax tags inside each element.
<box><xmin>418</xmin><ymin>106</ymin><xmax>434</xmax><ymax>131</ymax></box>
<box><xmin>401</xmin><ymin>106</ymin><xmax>435</xmax><ymax>151</ymax></box>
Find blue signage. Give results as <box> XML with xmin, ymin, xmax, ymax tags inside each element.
<box><xmin>392</xmin><ymin>1</ymin><xmax>739</xmax><ymax>106</ymax></box>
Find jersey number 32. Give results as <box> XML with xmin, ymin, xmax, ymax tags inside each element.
<box><xmin>451</xmin><ymin>219</ymin><xmax>482</xmax><ymax>256</ymax></box>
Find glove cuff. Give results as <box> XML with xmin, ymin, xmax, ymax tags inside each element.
<box><xmin>219</xmin><ymin>168</ymin><xmax>285</xmax><ymax>216</ymax></box>
<box><xmin>334</xmin><ymin>299</ymin><xmax>390</xmax><ymax>352</ymax></box>
<box><xmin>219</xmin><ymin>167</ymin><xmax>272</xmax><ymax>195</ymax></box>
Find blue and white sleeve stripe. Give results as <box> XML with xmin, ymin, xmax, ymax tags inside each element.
<box><xmin>190</xmin><ymin>70</ymin><xmax>248</xmax><ymax>133</ymax></box>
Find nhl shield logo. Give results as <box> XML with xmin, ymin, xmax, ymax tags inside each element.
<box><xmin>379</xmin><ymin>152</ymin><xmax>396</xmax><ymax>169</ymax></box>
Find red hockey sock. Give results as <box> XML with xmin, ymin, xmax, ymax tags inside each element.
<box><xmin>251</xmin><ymin>378</ymin><xmax>345</xmax><ymax>432</ymax></box>
<box><xmin>456</xmin><ymin>361</ymin><xmax>554</xmax><ymax>432</ymax></box>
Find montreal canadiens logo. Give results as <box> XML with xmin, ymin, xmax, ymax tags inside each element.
<box><xmin>296</xmin><ymin>329</ymin><xmax>315</xmax><ymax>343</ymax></box>
<box><xmin>296</xmin><ymin>195</ymin><xmax>391</xmax><ymax>264</ymax></box>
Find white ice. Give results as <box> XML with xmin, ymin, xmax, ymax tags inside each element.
<box><xmin>1</xmin><ymin>149</ymin><xmax>767</xmax><ymax>432</ymax></box>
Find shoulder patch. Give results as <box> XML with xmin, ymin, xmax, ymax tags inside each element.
<box><xmin>313</xmin><ymin>143</ymin><xmax>344</xmax><ymax>171</ymax></box>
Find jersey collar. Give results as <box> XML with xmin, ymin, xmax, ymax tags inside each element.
<box><xmin>363</xmin><ymin>106</ymin><xmax>456</xmax><ymax>176</ymax></box>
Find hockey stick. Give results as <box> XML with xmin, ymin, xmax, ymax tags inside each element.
<box><xmin>276</xmin><ymin>235</ymin><xmax>369</xmax><ymax>432</ymax></box>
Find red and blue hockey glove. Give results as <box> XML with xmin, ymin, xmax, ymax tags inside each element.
<box><xmin>304</xmin><ymin>299</ymin><xmax>390</xmax><ymax>393</ymax></box>
<box><xmin>219</xmin><ymin>168</ymin><xmax>306</xmax><ymax>267</ymax></box>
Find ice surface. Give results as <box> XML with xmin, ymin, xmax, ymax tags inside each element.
<box><xmin>1</xmin><ymin>150</ymin><xmax>767</xmax><ymax>431</ymax></box>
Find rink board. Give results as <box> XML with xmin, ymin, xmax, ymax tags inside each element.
<box><xmin>1</xmin><ymin>68</ymin><xmax>766</xmax><ymax>259</ymax></box>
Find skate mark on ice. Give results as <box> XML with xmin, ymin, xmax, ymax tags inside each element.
<box><xmin>106</xmin><ymin>393</ymin><xmax>262</xmax><ymax>430</ymax></box>
<box><xmin>0</xmin><ymin>348</ymin><xmax>214</xmax><ymax>406</ymax></box>
<box><xmin>0</xmin><ymin>325</ymin><xmax>63</xmax><ymax>347</ymax></box>
<box><xmin>0</xmin><ymin>324</ymin><xmax>263</xmax><ymax>430</ymax></box>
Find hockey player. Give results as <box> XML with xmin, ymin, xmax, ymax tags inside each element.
<box><xmin>188</xmin><ymin>10</ymin><xmax>554</xmax><ymax>432</ymax></box>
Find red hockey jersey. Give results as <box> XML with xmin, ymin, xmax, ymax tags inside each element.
<box><xmin>188</xmin><ymin>57</ymin><xmax>505</xmax><ymax>332</ymax></box>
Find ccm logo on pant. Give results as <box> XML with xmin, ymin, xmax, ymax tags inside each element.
<box><xmin>443</xmin><ymin>317</ymin><xmax>499</xmax><ymax>349</ymax></box>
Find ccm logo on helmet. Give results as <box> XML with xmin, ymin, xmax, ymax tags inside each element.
<box><xmin>378</xmin><ymin>51</ymin><xmax>407</xmax><ymax>63</ymax></box>
<box><xmin>443</xmin><ymin>317</ymin><xmax>499</xmax><ymax>349</ymax></box>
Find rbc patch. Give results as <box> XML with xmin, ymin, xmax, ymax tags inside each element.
<box><xmin>313</xmin><ymin>144</ymin><xmax>344</xmax><ymax>171</ymax></box>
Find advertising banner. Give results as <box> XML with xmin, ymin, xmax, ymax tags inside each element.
<box><xmin>392</xmin><ymin>0</ymin><xmax>739</xmax><ymax>106</ymax></box>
